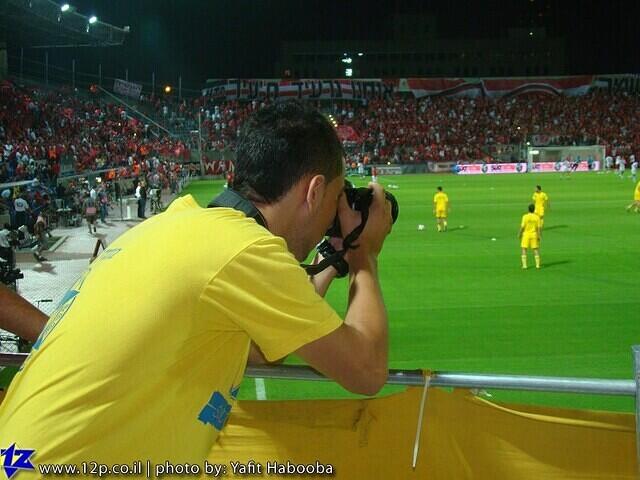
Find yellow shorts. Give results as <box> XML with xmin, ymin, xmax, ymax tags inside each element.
<box><xmin>534</xmin><ymin>208</ymin><xmax>544</xmax><ymax>218</ymax></box>
<box><xmin>634</xmin><ymin>194</ymin><xmax>640</xmax><ymax>201</ymax></box>
<box><xmin>521</xmin><ymin>234</ymin><xmax>539</xmax><ymax>249</ymax></box>
<box><xmin>435</xmin><ymin>209</ymin><xmax>447</xmax><ymax>219</ymax></box>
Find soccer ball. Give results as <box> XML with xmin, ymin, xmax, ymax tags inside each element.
<box><xmin>417</xmin><ymin>224</ymin><xmax>425</xmax><ymax>231</ymax></box>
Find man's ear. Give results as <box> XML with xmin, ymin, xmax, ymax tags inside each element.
<box><xmin>304</xmin><ymin>174</ymin><xmax>326</xmax><ymax>213</ymax></box>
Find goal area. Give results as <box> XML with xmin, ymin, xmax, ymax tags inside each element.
<box><xmin>527</xmin><ymin>145</ymin><xmax>605</xmax><ymax>172</ymax></box>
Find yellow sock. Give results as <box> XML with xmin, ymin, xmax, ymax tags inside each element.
<box><xmin>521</xmin><ymin>255</ymin><xmax>527</xmax><ymax>269</ymax></box>
<box><xmin>540</xmin><ymin>218</ymin><xmax>544</xmax><ymax>229</ymax></box>
<box><xmin>437</xmin><ymin>223</ymin><xmax>441</xmax><ymax>232</ymax></box>
<box><xmin>443</xmin><ymin>220</ymin><xmax>448</xmax><ymax>230</ymax></box>
<box><xmin>535</xmin><ymin>255</ymin><xmax>541</xmax><ymax>269</ymax></box>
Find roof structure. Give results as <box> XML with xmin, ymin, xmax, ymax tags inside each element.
<box><xmin>1</xmin><ymin>0</ymin><xmax>128</xmax><ymax>48</ymax></box>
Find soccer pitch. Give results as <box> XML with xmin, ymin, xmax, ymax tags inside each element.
<box><xmin>180</xmin><ymin>171</ymin><xmax>639</xmax><ymax>412</ymax></box>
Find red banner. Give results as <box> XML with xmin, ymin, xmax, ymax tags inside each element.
<box><xmin>406</xmin><ymin>76</ymin><xmax>593</xmax><ymax>98</ymax></box>
<box><xmin>203</xmin><ymin>159</ymin><xmax>233</xmax><ymax>175</ymax></box>
<box><xmin>201</xmin><ymin>76</ymin><xmax>598</xmax><ymax>100</ymax></box>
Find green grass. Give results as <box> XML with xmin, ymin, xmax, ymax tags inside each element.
<box><xmin>180</xmin><ymin>172</ymin><xmax>640</xmax><ymax>412</ymax></box>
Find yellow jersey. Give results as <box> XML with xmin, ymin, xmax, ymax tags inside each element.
<box><xmin>532</xmin><ymin>191</ymin><xmax>548</xmax><ymax>211</ymax></box>
<box><xmin>634</xmin><ymin>181</ymin><xmax>640</xmax><ymax>201</ymax></box>
<box><xmin>0</xmin><ymin>195</ymin><xmax>342</xmax><ymax>470</ymax></box>
<box><xmin>433</xmin><ymin>192</ymin><xmax>449</xmax><ymax>210</ymax></box>
<box><xmin>521</xmin><ymin>212</ymin><xmax>541</xmax><ymax>236</ymax></box>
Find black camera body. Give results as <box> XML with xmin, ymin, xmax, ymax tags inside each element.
<box><xmin>326</xmin><ymin>182</ymin><xmax>399</xmax><ymax>238</ymax></box>
<box><xmin>6</xmin><ymin>230</ymin><xmax>20</xmax><ymax>248</ymax></box>
<box><xmin>0</xmin><ymin>261</ymin><xmax>24</xmax><ymax>287</ymax></box>
<box><xmin>0</xmin><ymin>229</ymin><xmax>23</xmax><ymax>288</ymax></box>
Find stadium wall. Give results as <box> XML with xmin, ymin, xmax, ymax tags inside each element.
<box><xmin>0</xmin><ymin>42</ymin><xmax>7</xmax><ymax>80</ymax></box>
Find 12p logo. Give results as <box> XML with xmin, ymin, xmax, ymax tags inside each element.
<box><xmin>1</xmin><ymin>444</ymin><xmax>35</xmax><ymax>479</ymax></box>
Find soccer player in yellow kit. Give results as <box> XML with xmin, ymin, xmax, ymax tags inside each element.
<box><xmin>532</xmin><ymin>185</ymin><xmax>549</xmax><ymax>229</ymax></box>
<box><xmin>433</xmin><ymin>186</ymin><xmax>449</xmax><ymax>232</ymax></box>
<box><xmin>519</xmin><ymin>204</ymin><xmax>542</xmax><ymax>269</ymax></box>
<box><xmin>627</xmin><ymin>180</ymin><xmax>640</xmax><ymax>212</ymax></box>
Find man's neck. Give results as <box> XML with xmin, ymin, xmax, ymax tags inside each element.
<box><xmin>255</xmin><ymin>194</ymin><xmax>305</xmax><ymax>260</ymax></box>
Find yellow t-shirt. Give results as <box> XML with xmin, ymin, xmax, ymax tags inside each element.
<box><xmin>433</xmin><ymin>192</ymin><xmax>449</xmax><ymax>210</ymax></box>
<box><xmin>532</xmin><ymin>191</ymin><xmax>548</xmax><ymax>211</ymax></box>
<box><xmin>634</xmin><ymin>181</ymin><xmax>640</xmax><ymax>201</ymax></box>
<box><xmin>521</xmin><ymin>212</ymin><xmax>541</xmax><ymax>236</ymax></box>
<box><xmin>0</xmin><ymin>195</ymin><xmax>341</xmax><ymax>470</ymax></box>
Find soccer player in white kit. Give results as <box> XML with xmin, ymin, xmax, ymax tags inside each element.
<box><xmin>618</xmin><ymin>156</ymin><xmax>626</xmax><ymax>178</ymax></box>
<box><xmin>560</xmin><ymin>158</ymin><xmax>570</xmax><ymax>178</ymax></box>
<box><xmin>631</xmin><ymin>155</ymin><xmax>638</xmax><ymax>182</ymax></box>
<box><xmin>605</xmin><ymin>155</ymin><xmax>613</xmax><ymax>171</ymax></box>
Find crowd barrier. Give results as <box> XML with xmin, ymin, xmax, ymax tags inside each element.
<box><xmin>0</xmin><ymin>348</ymin><xmax>638</xmax><ymax>478</ymax></box>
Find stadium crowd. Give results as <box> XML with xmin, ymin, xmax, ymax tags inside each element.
<box><xmin>3</xmin><ymin>80</ymin><xmax>640</xmax><ymax>186</ymax></box>
<box><xmin>193</xmin><ymin>90</ymin><xmax>640</xmax><ymax>165</ymax></box>
<box><xmin>0</xmin><ymin>80</ymin><xmax>191</xmax><ymax>185</ymax></box>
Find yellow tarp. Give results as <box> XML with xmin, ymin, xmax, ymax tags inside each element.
<box><xmin>0</xmin><ymin>385</ymin><xmax>635</xmax><ymax>478</ymax></box>
<box><xmin>211</xmin><ymin>387</ymin><xmax>637</xmax><ymax>479</ymax></box>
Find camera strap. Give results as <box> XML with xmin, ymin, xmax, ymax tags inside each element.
<box><xmin>207</xmin><ymin>188</ymin><xmax>268</xmax><ymax>228</ymax></box>
<box><xmin>302</xmin><ymin>207</ymin><xmax>370</xmax><ymax>277</ymax></box>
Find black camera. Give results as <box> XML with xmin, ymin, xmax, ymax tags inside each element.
<box><xmin>0</xmin><ymin>262</ymin><xmax>24</xmax><ymax>286</ymax></box>
<box><xmin>326</xmin><ymin>181</ymin><xmax>399</xmax><ymax>238</ymax></box>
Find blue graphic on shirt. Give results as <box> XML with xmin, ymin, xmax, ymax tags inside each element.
<box><xmin>99</xmin><ymin>248</ymin><xmax>122</xmax><ymax>261</ymax></box>
<box><xmin>31</xmin><ymin>290</ymin><xmax>78</xmax><ymax>351</ymax></box>
<box><xmin>1</xmin><ymin>443</ymin><xmax>35</xmax><ymax>479</ymax></box>
<box><xmin>198</xmin><ymin>391</ymin><xmax>232</xmax><ymax>430</ymax></box>
<box><xmin>229</xmin><ymin>385</ymin><xmax>240</xmax><ymax>399</ymax></box>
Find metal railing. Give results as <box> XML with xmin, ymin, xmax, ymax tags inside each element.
<box><xmin>245</xmin><ymin>364</ymin><xmax>636</xmax><ymax>396</ymax></box>
<box><xmin>1</xmin><ymin>352</ymin><xmax>636</xmax><ymax>397</ymax></box>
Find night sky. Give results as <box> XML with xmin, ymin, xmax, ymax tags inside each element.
<box><xmin>4</xmin><ymin>0</ymin><xmax>639</xmax><ymax>92</ymax></box>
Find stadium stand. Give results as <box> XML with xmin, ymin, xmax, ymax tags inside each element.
<box><xmin>3</xmin><ymin>81</ymin><xmax>640</xmax><ymax>186</ymax></box>
<box><xmin>0</xmin><ymin>80</ymin><xmax>191</xmax><ymax>184</ymax></box>
<box><xmin>195</xmin><ymin>90</ymin><xmax>639</xmax><ymax>165</ymax></box>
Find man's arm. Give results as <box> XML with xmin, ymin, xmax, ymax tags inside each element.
<box><xmin>296</xmin><ymin>184</ymin><xmax>392</xmax><ymax>396</ymax></box>
<box><xmin>0</xmin><ymin>284</ymin><xmax>47</xmax><ymax>342</ymax></box>
<box><xmin>308</xmin><ymin>238</ymin><xmax>342</xmax><ymax>297</ymax></box>
<box><xmin>247</xmin><ymin>342</ymin><xmax>285</xmax><ymax>365</ymax></box>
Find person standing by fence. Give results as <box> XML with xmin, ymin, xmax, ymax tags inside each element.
<box><xmin>83</xmin><ymin>194</ymin><xmax>98</xmax><ymax>234</ymax></box>
<box><xmin>135</xmin><ymin>180</ymin><xmax>147</xmax><ymax>219</ymax></box>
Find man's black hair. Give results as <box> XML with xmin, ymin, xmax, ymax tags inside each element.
<box><xmin>233</xmin><ymin>100</ymin><xmax>344</xmax><ymax>204</ymax></box>
<box><xmin>528</xmin><ymin>204</ymin><xmax>535</xmax><ymax>212</ymax></box>
<box><xmin>536</xmin><ymin>185</ymin><xmax>542</xmax><ymax>190</ymax></box>
<box><xmin>437</xmin><ymin>186</ymin><xmax>443</xmax><ymax>191</ymax></box>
